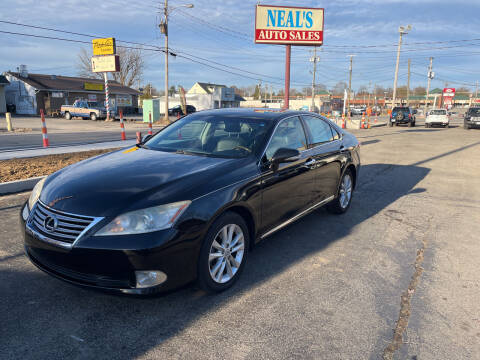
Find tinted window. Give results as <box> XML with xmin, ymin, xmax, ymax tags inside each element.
<box><xmin>302</xmin><ymin>115</ymin><xmax>334</xmax><ymax>145</ymax></box>
<box><xmin>393</xmin><ymin>107</ymin><xmax>409</xmax><ymax>112</ymax></box>
<box><xmin>468</xmin><ymin>108</ymin><xmax>480</xmax><ymax>115</ymax></box>
<box><xmin>145</xmin><ymin>113</ymin><xmax>273</xmax><ymax>158</ymax></box>
<box><xmin>265</xmin><ymin>117</ymin><xmax>307</xmax><ymax>160</ymax></box>
<box><xmin>430</xmin><ymin>109</ymin><xmax>446</xmax><ymax>115</ymax></box>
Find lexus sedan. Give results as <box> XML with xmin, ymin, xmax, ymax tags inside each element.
<box><xmin>21</xmin><ymin>108</ymin><xmax>360</xmax><ymax>295</ymax></box>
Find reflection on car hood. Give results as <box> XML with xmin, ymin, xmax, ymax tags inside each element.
<box><xmin>40</xmin><ymin>147</ymin><xmax>239</xmax><ymax>217</ymax></box>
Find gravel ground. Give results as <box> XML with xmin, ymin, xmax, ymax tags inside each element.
<box><xmin>0</xmin><ymin>117</ymin><xmax>479</xmax><ymax>359</ymax></box>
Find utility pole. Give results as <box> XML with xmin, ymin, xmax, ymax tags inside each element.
<box><xmin>424</xmin><ymin>57</ymin><xmax>434</xmax><ymax>114</ymax></box>
<box><xmin>346</xmin><ymin>55</ymin><xmax>355</xmax><ymax>119</ymax></box>
<box><xmin>310</xmin><ymin>46</ymin><xmax>320</xmax><ymax>111</ymax></box>
<box><xmin>160</xmin><ymin>2</ymin><xmax>193</xmax><ymax>122</ymax></box>
<box><xmin>392</xmin><ymin>25</ymin><xmax>411</xmax><ymax>109</ymax></box>
<box><xmin>475</xmin><ymin>81</ymin><xmax>478</xmax><ymax>99</ymax></box>
<box><xmin>407</xmin><ymin>58</ymin><xmax>411</xmax><ymax>106</ymax></box>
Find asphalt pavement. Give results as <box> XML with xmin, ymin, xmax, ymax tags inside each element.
<box><xmin>1</xmin><ymin>116</ymin><xmax>479</xmax><ymax>359</ymax></box>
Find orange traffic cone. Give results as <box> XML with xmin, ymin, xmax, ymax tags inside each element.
<box><xmin>341</xmin><ymin>114</ymin><xmax>346</xmax><ymax>129</ymax></box>
<box><xmin>361</xmin><ymin>114</ymin><xmax>365</xmax><ymax>129</ymax></box>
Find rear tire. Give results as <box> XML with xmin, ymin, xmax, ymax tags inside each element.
<box><xmin>327</xmin><ymin>169</ymin><xmax>353</xmax><ymax>215</ymax></box>
<box><xmin>197</xmin><ymin>212</ymin><xmax>249</xmax><ymax>293</ymax></box>
<box><xmin>65</xmin><ymin>112</ymin><xmax>71</xmax><ymax>120</ymax></box>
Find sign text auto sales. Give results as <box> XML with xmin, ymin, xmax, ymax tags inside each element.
<box><xmin>255</xmin><ymin>5</ymin><xmax>324</xmax><ymax>45</ymax></box>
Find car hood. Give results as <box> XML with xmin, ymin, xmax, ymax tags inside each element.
<box><xmin>40</xmin><ymin>147</ymin><xmax>242</xmax><ymax>217</ymax></box>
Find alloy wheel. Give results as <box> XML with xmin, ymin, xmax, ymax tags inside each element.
<box><xmin>339</xmin><ymin>174</ymin><xmax>353</xmax><ymax>209</ymax></box>
<box><xmin>208</xmin><ymin>224</ymin><xmax>245</xmax><ymax>284</ymax></box>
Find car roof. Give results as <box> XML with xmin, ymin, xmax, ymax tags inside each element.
<box><xmin>191</xmin><ymin>108</ymin><xmax>316</xmax><ymax>122</ymax></box>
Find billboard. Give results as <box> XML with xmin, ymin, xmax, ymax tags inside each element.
<box><xmin>91</xmin><ymin>55</ymin><xmax>120</xmax><ymax>73</ymax></box>
<box><xmin>255</xmin><ymin>5</ymin><xmax>324</xmax><ymax>45</ymax></box>
<box><xmin>92</xmin><ymin>37</ymin><xmax>116</xmax><ymax>56</ymax></box>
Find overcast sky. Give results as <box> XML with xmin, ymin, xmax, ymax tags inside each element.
<box><xmin>2</xmin><ymin>0</ymin><xmax>480</xmax><ymax>93</ymax></box>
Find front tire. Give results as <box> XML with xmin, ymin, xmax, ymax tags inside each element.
<box><xmin>65</xmin><ymin>112</ymin><xmax>71</xmax><ymax>120</ymax></box>
<box><xmin>197</xmin><ymin>212</ymin><xmax>249</xmax><ymax>293</ymax></box>
<box><xmin>90</xmin><ymin>113</ymin><xmax>97</xmax><ymax>121</ymax></box>
<box><xmin>327</xmin><ymin>169</ymin><xmax>353</xmax><ymax>215</ymax></box>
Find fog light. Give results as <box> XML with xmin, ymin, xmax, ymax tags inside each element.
<box><xmin>135</xmin><ymin>271</ymin><xmax>167</xmax><ymax>288</ymax></box>
<box><xmin>22</xmin><ymin>204</ymin><xmax>29</xmax><ymax>221</ymax></box>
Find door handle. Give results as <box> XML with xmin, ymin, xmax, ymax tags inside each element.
<box><xmin>340</xmin><ymin>145</ymin><xmax>347</xmax><ymax>153</ymax></box>
<box><xmin>304</xmin><ymin>158</ymin><xmax>316</xmax><ymax>166</ymax></box>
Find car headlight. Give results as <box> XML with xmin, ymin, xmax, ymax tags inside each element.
<box><xmin>95</xmin><ymin>201</ymin><xmax>191</xmax><ymax>236</ymax></box>
<box><xmin>28</xmin><ymin>177</ymin><xmax>46</xmax><ymax>210</ymax></box>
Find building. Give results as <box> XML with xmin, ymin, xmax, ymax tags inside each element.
<box><xmin>187</xmin><ymin>82</ymin><xmax>226</xmax><ymax>95</ymax></box>
<box><xmin>4</xmin><ymin>69</ymin><xmax>141</xmax><ymax>115</ymax></box>
<box><xmin>0</xmin><ymin>75</ymin><xmax>9</xmax><ymax>113</ymax></box>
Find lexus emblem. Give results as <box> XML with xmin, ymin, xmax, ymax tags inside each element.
<box><xmin>44</xmin><ymin>216</ymin><xmax>58</xmax><ymax>232</ymax></box>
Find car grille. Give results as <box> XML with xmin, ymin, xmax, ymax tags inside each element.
<box><xmin>30</xmin><ymin>201</ymin><xmax>97</xmax><ymax>246</ymax></box>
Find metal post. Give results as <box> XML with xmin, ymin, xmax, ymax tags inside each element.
<box><xmin>392</xmin><ymin>31</ymin><xmax>403</xmax><ymax>109</ymax></box>
<box><xmin>104</xmin><ymin>72</ymin><xmax>110</xmax><ymax>121</ymax></box>
<box><xmin>310</xmin><ymin>46</ymin><xmax>318</xmax><ymax>112</ymax></box>
<box><xmin>164</xmin><ymin>0</ymin><xmax>169</xmax><ymax>123</ymax></box>
<box><xmin>284</xmin><ymin>45</ymin><xmax>291</xmax><ymax>110</ymax></box>
<box><xmin>407</xmin><ymin>59</ymin><xmax>411</xmax><ymax>106</ymax></box>
<box><xmin>347</xmin><ymin>55</ymin><xmax>354</xmax><ymax>120</ymax></box>
<box><xmin>424</xmin><ymin>57</ymin><xmax>433</xmax><ymax>114</ymax></box>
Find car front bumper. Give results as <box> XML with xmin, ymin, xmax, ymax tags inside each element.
<box><xmin>21</xmin><ymin>203</ymin><xmax>203</xmax><ymax>295</ymax></box>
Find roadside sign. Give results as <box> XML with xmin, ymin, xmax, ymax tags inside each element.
<box><xmin>91</xmin><ymin>55</ymin><xmax>120</xmax><ymax>73</ymax></box>
<box><xmin>92</xmin><ymin>37</ymin><xmax>116</xmax><ymax>56</ymax></box>
<box><xmin>255</xmin><ymin>5</ymin><xmax>324</xmax><ymax>45</ymax></box>
<box><xmin>443</xmin><ymin>88</ymin><xmax>455</xmax><ymax>97</ymax></box>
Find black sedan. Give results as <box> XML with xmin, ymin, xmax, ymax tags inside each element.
<box><xmin>168</xmin><ymin>105</ymin><xmax>196</xmax><ymax>116</ymax></box>
<box><xmin>21</xmin><ymin>108</ymin><xmax>360</xmax><ymax>294</ymax></box>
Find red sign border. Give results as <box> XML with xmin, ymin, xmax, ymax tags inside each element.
<box><xmin>254</xmin><ymin>4</ymin><xmax>325</xmax><ymax>46</ymax></box>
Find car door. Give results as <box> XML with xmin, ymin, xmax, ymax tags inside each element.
<box><xmin>259</xmin><ymin>116</ymin><xmax>316</xmax><ymax>234</ymax></box>
<box><xmin>301</xmin><ymin>115</ymin><xmax>344</xmax><ymax>203</ymax></box>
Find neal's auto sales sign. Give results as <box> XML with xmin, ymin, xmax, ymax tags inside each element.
<box><xmin>255</xmin><ymin>5</ymin><xmax>324</xmax><ymax>45</ymax></box>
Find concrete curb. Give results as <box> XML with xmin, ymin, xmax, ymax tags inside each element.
<box><xmin>0</xmin><ymin>176</ymin><xmax>45</xmax><ymax>196</ymax></box>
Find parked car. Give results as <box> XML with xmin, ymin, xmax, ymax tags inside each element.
<box><xmin>425</xmin><ymin>109</ymin><xmax>449</xmax><ymax>128</ymax></box>
<box><xmin>21</xmin><ymin>108</ymin><xmax>360</xmax><ymax>295</ymax></box>
<box><xmin>61</xmin><ymin>100</ymin><xmax>111</xmax><ymax>121</ymax></box>
<box><xmin>464</xmin><ymin>107</ymin><xmax>480</xmax><ymax>129</ymax></box>
<box><xmin>168</xmin><ymin>105</ymin><xmax>196</xmax><ymax>116</ymax></box>
<box><xmin>389</xmin><ymin>106</ymin><xmax>416</xmax><ymax>127</ymax></box>
<box><xmin>350</xmin><ymin>106</ymin><xmax>366</xmax><ymax>116</ymax></box>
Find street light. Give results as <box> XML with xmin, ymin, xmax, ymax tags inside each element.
<box><xmin>160</xmin><ymin>2</ymin><xmax>194</xmax><ymax>123</ymax></box>
<box><xmin>391</xmin><ymin>24</ymin><xmax>412</xmax><ymax>110</ymax></box>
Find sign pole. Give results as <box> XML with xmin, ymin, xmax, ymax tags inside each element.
<box><xmin>284</xmin><ymin>45</ymin><xmax>291</xmax><ymax>110</ymax></box>
<box><xmin>104</xmin><ymin>72</ymin><xmax>110</xmax><ymax>121</ymax></box>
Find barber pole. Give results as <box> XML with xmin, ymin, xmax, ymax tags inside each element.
<box><xmin>148</xmin><ymin>112</ymin><xmax>153</xmax><ymax>135</ymax></box>
<box><xmin>40</xmin><ymin>109</ymin><xmax>49</xmax><ymax>147</ymax></box>
<box><xmin>104</xmin><ymin>73</ymin><xmax>110</xmax><ymax>121</ymax></box>
<box><xmin>119</xmin><ymin>109</ymin><xmax>126</xmax><ymax>140</ymax></box>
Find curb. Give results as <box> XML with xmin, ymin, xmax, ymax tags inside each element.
<box><xmin>0</xmin><ymin>176</ymin><xmax>45</xmax><ymax>196</ymax></box>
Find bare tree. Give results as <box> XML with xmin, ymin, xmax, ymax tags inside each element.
<box><xmin>77</xmin><ymin>47</ymin><xmax>144</xmax><ymax>87</ymax></box>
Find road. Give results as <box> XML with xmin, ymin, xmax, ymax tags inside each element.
<box><xmin>1</xmin><ymin>118</ymin><xmax>479</xmax><ymax>359</ymax></box>
<box><xmin>0</xmin><ymin>130</ymin><xmax>141</xmax><ymax>152</ymax></box>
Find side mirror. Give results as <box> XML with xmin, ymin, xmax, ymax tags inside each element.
<box><xmin>270</xmin><ymin>148</ymin><xmax>300</xmax><ymax>170</ymax></box>
<box><xmin>142</xmin><ymin>134</ymin><xmax>152</xmax><ymax>143</ymax></box>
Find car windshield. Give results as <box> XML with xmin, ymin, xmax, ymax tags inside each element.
<box><xmin>144</xmin><ymin>113</ymin><xmax>274</xmax><ymax>158</ymax></box>
<box><xmin>430</xmin><ymin>109</ymin><xmax>446</xmax><ymax>115</ymax></box>
<box><xmin>468</xmin><ymin>108</ymin><xmax>480</xmax><ymax>115</ymax></box>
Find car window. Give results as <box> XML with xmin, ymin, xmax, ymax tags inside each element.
<box><xmin>265</xmin><ymin>117</ymin><xmax>307</xmax><ymax>160</ymax></box>
<box><xmin>430</xmin><ymin>109</ymin><xmax>446</xmax><ymax>115</ymax></box>
<box><xmin>468</xmin><ymin>108</ymin><xmax>480</xmax><ymax>115</ymax></box>
<box><xmin>145</xmin><ymin>113</ymin><xmax>273</xmax><ymax>158</ymax></box>
<box><xmin>302</xmin><ymin>115</ymin><xmax>334</xmax><ymax>145</ymax></box>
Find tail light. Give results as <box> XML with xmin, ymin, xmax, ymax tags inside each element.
<box><xmin>408</xmin><ymin>114</ymin><xmax>411</xmax><ymax>119</ymax></box>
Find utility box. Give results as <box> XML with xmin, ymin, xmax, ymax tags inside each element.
<box><xmin>142</xmin><ymin>99</ymin><xmax>160</xmax><ymax>123</ymax></box>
